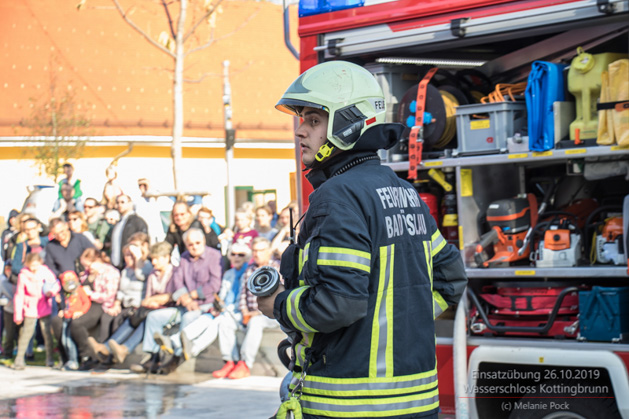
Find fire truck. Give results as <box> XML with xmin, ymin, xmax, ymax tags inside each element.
<box><xmin>283</xmin><ymin>0</ymin><xmax>629</xmax><ymax>418</ymax></box>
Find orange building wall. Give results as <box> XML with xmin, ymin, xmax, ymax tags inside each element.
<box><xmin>0</xmin><ymin>0</ymin><xmax>300</xmax><ymax>140</ymax></box>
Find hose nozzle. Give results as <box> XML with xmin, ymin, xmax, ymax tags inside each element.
<box><xmin>247</xmin><ymin>266</ymin><xmax>281</xmax><ymax>297</ymax></box>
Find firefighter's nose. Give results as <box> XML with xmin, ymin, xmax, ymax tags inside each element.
<box><xmin>295</xmin><ymin>122</ymin><xmax>307</xmax><ymax>138</ymax></box>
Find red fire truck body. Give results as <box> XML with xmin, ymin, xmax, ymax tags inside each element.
<box><xmin>289</xmin><ymin>1</ymin><xmax>629</xmax><ymax>417</ymax></box>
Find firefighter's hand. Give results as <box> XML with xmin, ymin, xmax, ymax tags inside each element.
<box><xmin>258</xmin><ymin>284</ymin><xmax>285</xmax><ymax>319</ymax></box>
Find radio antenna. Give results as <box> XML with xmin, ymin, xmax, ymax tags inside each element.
<box><xmin>289</xmin><ymin>208</ymin><xmax>295</xmax><ymax>244</ymax></box>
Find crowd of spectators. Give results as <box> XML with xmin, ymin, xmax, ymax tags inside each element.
<box><xmin>0</xmin><ymin>165</ymin><xmax>299</xmax><ymax>378</ymax></box>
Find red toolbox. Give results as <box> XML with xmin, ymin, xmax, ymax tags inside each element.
<box><xmin>469</xmin><ymin>282</ymin><xmax>585</xmax><ymax>338</ymax></box>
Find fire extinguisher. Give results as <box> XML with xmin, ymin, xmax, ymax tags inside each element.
<box><xmin>414</xmin><ymin>180</ymin><xmax>440</xmax><ymax>228</ymax></box>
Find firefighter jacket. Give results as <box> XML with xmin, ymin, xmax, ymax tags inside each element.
<box><xmin>273</xmin><ymin>123</ymin><xmax>468</xmax><ymax>419</ymax></box>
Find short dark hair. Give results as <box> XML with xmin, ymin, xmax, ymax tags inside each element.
<box><xmin>255</xmin><ymin>205</ymin><xmax>273</xmax><ymax>216</ymax></box>
<box><xmin>49</xmin><ymin>218</ymin><xmax>67</xmax><ymax>229</ymax></box>
<box><xmin>149</xmin><ymin>241</ymin><xmax>173</xmax><ymax>259</ymax></box>
<box><xmin>128</xmin><ymin>231</ymin><xmax>150</xmax><ymax>246</ymax></box>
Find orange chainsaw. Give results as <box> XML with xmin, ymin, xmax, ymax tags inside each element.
<box><xmin>474</xmin><ymin>193</ymin><xmax>538</xmax><ymax>268</ymax></box>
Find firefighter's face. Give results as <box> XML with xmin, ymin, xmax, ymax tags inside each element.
<box><xmin>296</xmin><ymin>107</ymin><xmax>328</xmax><ymax>167</ymax></box>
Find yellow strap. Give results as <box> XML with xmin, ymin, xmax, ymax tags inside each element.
<box><xmin>315</xmin><ymin>143</ymin><xmax>335</xmax><ymax>162</ymax></box>
<box><xmin>276</xmin><ymin>397</ymin><xmax>303</xmax><ymax>419</ymax></box>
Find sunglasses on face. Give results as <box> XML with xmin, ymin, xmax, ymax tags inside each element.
<box><xmin>231</xmin><ymin>253</ymin><xmax>247</xmax><ymax>257</ymax></box>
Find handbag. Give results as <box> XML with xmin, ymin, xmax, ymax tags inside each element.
<box><xmin>129</xmin><ymin>306</ymin><xmax>154</xmax><ymax>328</ymax></box>
<box><xmin>128</xmin><ymin>305</ymin><xmax>181</xmax><ymax>336</ymax></box>
<box><xmin>161</xmin><ymin>307</ymin><xmax>182</xmax><ymax>336</ymax></box>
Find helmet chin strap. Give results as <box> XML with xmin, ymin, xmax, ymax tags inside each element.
<box><xmin>315</xmin><ymin>141</ymin><xmax>335</xmax><ymax>163</ymax></box>
<box><xmin>303</xmin><ymin>141</ymin><xmax>337</xmax><ymax>170</ymax></box>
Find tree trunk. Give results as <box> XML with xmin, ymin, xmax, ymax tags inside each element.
<box><xmin>51</xmin><ymin>96</ymin><xmax>60</xmax><ymax>183</ymax></box>
<box><xmin>171</xmin><ymin>0</ymin><xmax>187</xmax><ymax>192</ymax></box>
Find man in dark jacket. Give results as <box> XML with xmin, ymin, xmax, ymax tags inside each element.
<box><xmin>105</xmin><ymin>194</ymin><xmax>148</xmax><ymax>270</ymax></box>
<box><xmin>45</xmin><ymin>218</ymin><xmax>95</xmax><ymax>277</ymax></box>
<box><xmin>258</xmin><ymin>61</ymin><xmax>468</xmax><ymax>419</ymax></box>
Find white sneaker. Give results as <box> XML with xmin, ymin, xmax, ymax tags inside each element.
<box><xmin>63</xmin><ymin>360</ymin><xmax>79</xmax><ymax>371</ymax></box>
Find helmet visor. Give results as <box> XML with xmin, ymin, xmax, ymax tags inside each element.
<box><xmin>275</xmin><ymin>98</ymin><xmax>328</xmax><ymax>117</ymax></box>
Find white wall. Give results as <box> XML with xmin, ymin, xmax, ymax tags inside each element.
<box><xmin>0</xmin><ymin>156</ymin><xmax>296</xmax><ymax>229</ymax></box>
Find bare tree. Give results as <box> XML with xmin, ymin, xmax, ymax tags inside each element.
<box><xmin>81</xmin><ymin>0</ymin><xmax>259</xmax><ymax>191</ymax></box>
<box><xmin>20</xmin><ymin>57</ymin><xmax>91</xmax><ymax>183</ymax></box>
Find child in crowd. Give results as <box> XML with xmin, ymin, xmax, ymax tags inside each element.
<box><xmin>12</xmin><ymin>253</ymin><xmax>59</xmax><ymax>369</ymax></box>
<box><xmin>58</xmin><ymin>270</ymin><xmax>91</xmax><ymax>370</ymax></box>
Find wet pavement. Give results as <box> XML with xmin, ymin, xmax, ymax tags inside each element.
<box><xmin>0</xmin><ymin>365</ymin><xmax>284</xmax><ymax>418</ymax></box>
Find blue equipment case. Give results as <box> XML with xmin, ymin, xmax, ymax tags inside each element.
<box><xmin>579</xmin><ymin>286</ymin><xmax>629</xmax><ymax>342</ymax></box>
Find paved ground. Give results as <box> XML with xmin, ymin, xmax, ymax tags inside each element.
<box><xmin>0</xmin><ymin>364</ymin><xmax>284</xmax><ymax>418</ymax></box>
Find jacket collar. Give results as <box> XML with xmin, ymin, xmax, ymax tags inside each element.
<box><xmin>305</xmin><ymin>150</ymin><xmax>377</xmax><ymax>189</ymax></box>
<box><xmin>305</xmin><ymin>123</ymin><xmax>404</xmax><ymax>190</ymax></box>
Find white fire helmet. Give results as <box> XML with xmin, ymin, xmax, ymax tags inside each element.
<box><xmin>276</xmin><ymin>61</ymin><xmax>386</xmax><ymax>162</ymax></box>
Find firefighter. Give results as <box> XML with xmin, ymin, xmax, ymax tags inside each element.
<box><xmin>258</xmin><ymin>61</ymin><xmax>468</xmax><ymax>419</ymax></box>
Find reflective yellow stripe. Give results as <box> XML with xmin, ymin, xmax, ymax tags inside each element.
<box><xmin>294</xmin><ymin>332</ymin><xmax>314</xmax><ymax>369</ymax></box>
<box><xmin>431</xmin><ymin>230</ymin><xmax>446</xmax><ymax>256</ymax></box>
<box><xmin>301</xmin><ymin>388</ymin><xmax>439</xmax><ymax>417</ymax></box>
<box><xmin>423</xmin><ymin>241</ymin><xmax>435</xmax><ymax>318</ymax></box>
<box><xmin>317</xmin><ymin>246</ymin><xmax>371</xmax><ymax>273</ymax></box>
<box><xmin>295</xmin><ymin>345</ymin><xmax>305</xmax><ymax>369</ymax></box>
<box><xmin>299</xmin><ymin>242</ymin><xmax>310</xmax><ymax>275</ymax></box>
<box><xmin>298</xmin><ymin>244</ymin><xmax>307</xmax><ymax>287</ymax></box>
<box><xmin>427</xmin><ymin>241</ymin><xmax>433</xmax><ymax>285</ymax></box>
<box><xmin>287</xmin><ymin>287</ymin><xmax>318</xmax><ymax>333</ymax></box>
<box><xmin>385</xmin><ymin>247</ymin><xmax>394</xmax><ymax>377</ymax></box>
<box><xmin>370</xmin><ymin>245</ymin><xmax>394</xmax><ymax>378</ymax></box>
<box><xmin>433</xmin><ymin>291</ymin><xmax>448</xmax><ymax>318</ymax></box>
<box><xmin>423</xmin><ymin>241</ymin><xmax>432</xmax><ymax>284</ymax></box>
<box><xmin>303</xmin><ymin>368</ymin><xmax>438</xmax><ymax>396</ymax></box>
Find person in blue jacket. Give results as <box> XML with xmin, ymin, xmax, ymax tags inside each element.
<box><xmin>258</xmin><ymin>61</ymin><xmax>468</xmax><ymax>419</ymax></box>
